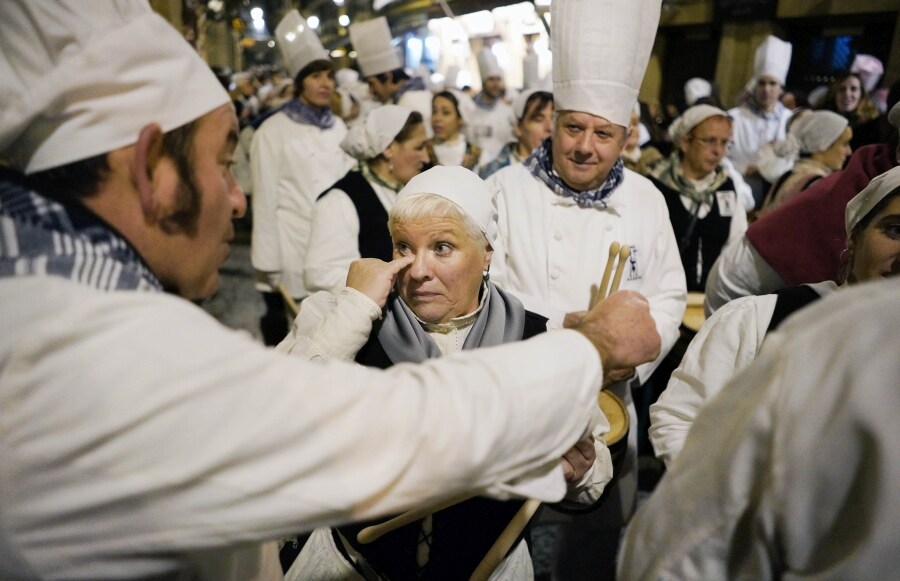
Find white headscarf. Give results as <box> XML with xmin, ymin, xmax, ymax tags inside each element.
<box><xmin>0</xmin><ymin>0</ymin><xmax>229</xmax><ymax>174</ymax></box>
<box><xmin>846</xmin><ymin>166</ymin><xmax>900</xmax><ymax>235</ymax></box>
<box><xmin>397</xmin><ymin>166</ymin><xmax>499</xmax><ymax>247</ymax></box>
<box><xmin>790</xmin><ymin>110</ymin><xmax>849</xmax><ymax>154</ymax></box>
<box><xmin>340</xmin><ymin>105</ymin><xmax>414</xmax><ymax>160</ymax></box>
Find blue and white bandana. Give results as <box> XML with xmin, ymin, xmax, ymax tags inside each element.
<box><xmin>0</xmin><ymin>170</ymin><xmax>162</xmax><ymax>292</ymax></box>
<box><xmin>523</xmin><ymin>138</ymin><xmax>625</xmax><ymax>209</ymax></box>
<box><xmin>281</xmin><ymin>98</ymin><xmax>335</xmax><ymax>129</ymax></box>
<box><xmin>473</xmin><ymin>92</ymin><xmax>496</xmax><ymax>111</ymax></box>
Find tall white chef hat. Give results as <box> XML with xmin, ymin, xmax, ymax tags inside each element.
<box><xmin>684</xmin><ymin>78</ymin><xmax>712</xmax><ymax>107</ymax></box>
<box><xmin>850</xmin><ymin>54</ymin><xmax>884</xmax><ymax>94</ymax></box>
<box><xmin>845</xmin><ymin>165</ymin><xmax>900</xmax><ymax>236</ymax></box>
<box><xmin>551</xmin><ymin>0</ymin><xmax>662</xmax><ymax>128</ymax></box>
<box><xmin>477</xmin><ymin>47</ymin><xmax>504</xmax><ymax>81</ymax></box>
<box><xmin>753</xmin><ymin>35</ymin><xmax>792</xmax><ymax>86</ymax></box>
<box><xmin>340</xmin><ymin>104</ymin><xmax>414</xmax><ymax>160</ymax></box>
<box><xmin>0</xmin><ymin>0</ymin><xmax>229</xmax><ymax>175</ymax></box>
<box><xmin>349</xmin><ymin>17</ymin><xmax>403</xmax><ymax>78</ymax></box>
<box><xmin>275</xmin><ymin>10</ymin><xmax>329</xmax><ymax>79</ymax></box>
<box><xmin>523</xmin><ymin>47</ymin><xmax>541</xmax><ymax>90</ymax></box>
<box><xmin>396</xmin><ymin>166</ymin><xmax>499</xmax><ymax>246</ymax></box>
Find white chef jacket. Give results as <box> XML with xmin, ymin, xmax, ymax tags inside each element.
<box><xmin>304</xmin><ymin>174</ymin><xmax>398</xmax><ymax>295</ymax></box>
<box><xmin>0</xmin><ymin>276</ymin><xmax>604</xmax><ymax>580</ymax></box>
<box><xmin>704</xmin><ymin>235</ymin><xmax>788</xmax><ymax>316</ymax></box>
<box><xmin>282</xmin><ymin>288</ymin><xmax>612</xmax><ymax>580</ymax></box>
<box><xmin>726</xmin><ymin>101</ymin><xmax>791</xmax><ymax>175</ymax></box>
<box><xmin>469</xmin><ymin>98</ymin><xmax>515</xmax><ymax>167</ymax></box>
<box><xmin>250</xmin><ymin>111</ymin><xmax>355</xmax><ymax>298</ymax></box>
<box><xmin>650</xmin><ymin>281</ymin><xmax>837</xmax><ymax>467</ymax></box>
<box><xmin>487</xmin><ymin>163</ymin><xmax>687</xmax><ymax>384</ymax></box>
<box><xmin>619</xmin><ymin>277</ymin><xmax>900</xmax><ymax>580</ymax></box>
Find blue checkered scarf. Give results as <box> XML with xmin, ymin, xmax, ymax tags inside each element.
<box><xmin>281</xmin><ymin>98</ymin><xmax>335</xmax><ymax>129</ymax></box>
<box><xmin>523</xmin><ymin>138</ymin><xmax>625</xmax><ymax>209</ymax></box>
<box><xmin>0</xmin><ymin>171</ymin><xmax>162</xmax><ymax>292</ymax></box>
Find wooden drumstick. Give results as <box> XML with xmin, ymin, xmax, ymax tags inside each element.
<box><xmin>357</xmin><ymin>491</ymin><xmax>476</xmax><ymax>544</ymax></box>
<box><xmin>469</xmin><ymin>498</ymin><xmax>542</xmax><ymax>581</ymax></box>
<box><xmin>592</xmin><ymin>241</ymin><xmax>621</xmax><ymax>309</ymax></box>
<box><xmin>277</xmin><ymin>283</ymin><xmax>300</xmax><ymax>319</ymax></box>
<box><xmin>608</xmin><ymin>246</ymin><xmax>631</xmax><ymax>298</ymax></box>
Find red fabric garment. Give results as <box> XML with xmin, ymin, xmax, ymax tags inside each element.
<box><xmin>746</xmin><ymin>143</ymin><xmax>897</xmax><ymax>285</ymax></box>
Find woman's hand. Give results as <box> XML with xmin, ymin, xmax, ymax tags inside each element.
<box><xmin>345</xmin><ymin>256</ymin><xmax>414</xmax><ymax>308</ymax></box>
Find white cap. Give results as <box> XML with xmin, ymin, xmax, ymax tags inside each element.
<box><xmin>845</xmin><ymin>166</ymin><xmax>900</xmax><ymax>235</ymax></box>
<box><xmin>477</xmin><ymin>47</ymin><xmax>504</xmax><ymax>81</ymax></box>
<box><xmin>397</xmin><ymin>166</ymin><xmax>499</xmax><ymax>246</ymax></box>
<box><xmin>275</xmin><ymin>10</ymin><xmax>329</xmax><ymax>79</ymax></box>
<box><xmin>684</xmin><ymin>78</ymin><xmax>712</xmax><ymax>107</ymax></box>
<box><xmin>340</xmin><ymin>105</ymin><xmax>413</xmax><ymax>160</ymax></box>
<box><xmin>523</xmin><ymin>49</ymin><xmax>541</xmax><ymax>90</ymax></box>
<box><xmin>335</xmin><ymin>68</ymin><xmax>361</xmax><ymax>89</ymax></box>
<box><xmin>850</xmin><ymin>54</ymin><xmax>884</xmax><ymax>94</ymax></box>
<box><xmin>512</xmin><ymin>89</ymin><xmax>551</xmax><ymax>121</ymax></box>
<box><xmin>678</xmin><ymin>104</ymin><xmax>730</xmax><ymax>136</ymax></box>
<box><xmin>551</xmin><ymin>0</ymin><xmax>662</xmax><ymax>127</ymax></box>
<box><xmin>349</xmin><ymin>17</ymin><xmax>403</xmax><ymax>78</ymax></box>
<box><xmin>753</xmin><ymin>35</ymin><xmax>792</xmax><ymax>86</ymax></box>
<box><xmin>789</xmin><ymin>110</ymin><xmax>848</xmax><ymax>154</ymax></box>
<box><xmin>0</xmin><ymin>0</ymin><xmax>229</xmax><ymax>174</ymax></box>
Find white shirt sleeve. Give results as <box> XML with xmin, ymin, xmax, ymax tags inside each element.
<box><xmin>304</xmin><ymin>190</ymin><xmax>364</xmax><ymax>295</ymax></box>
<box><xmin>649</xmin><ymin>294</ymin><xmax>773</xmax><ymax>466</ymax></box>
<box><xmin>704</xmin><ymin>235</ymin><xmax>787</xmax><ymax>316</ymax></box>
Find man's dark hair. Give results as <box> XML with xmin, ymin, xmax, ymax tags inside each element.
<box><xmin>374</xmin><ymin>68</ymin><xmax>409</xmax><ymax>84</ymax></box>
<box><xmin>25</xmin><ymin>120</ymin><xmax>202</xmax><ymax>235</ymax></box>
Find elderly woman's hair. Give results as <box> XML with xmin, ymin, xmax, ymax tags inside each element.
<box><xmin>433</xmin><ymin>90</ymin><xmax>463</xmax><ymax>119</ymax></box>
<box><xmin>389</xmin><ymin>193</ymin><xmax>488</xmax><ymax>248</ymax></box>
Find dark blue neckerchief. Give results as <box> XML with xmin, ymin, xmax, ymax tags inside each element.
<box><xmin>473</xmin><ymin>92</ymin><xmax>496</xmax><ymax>111</ymax></box>
<box><xmin>281</xmin><ymin>98</ymin><xmax>335</xmax><ymax>129</ymax></box>
<box><xmin>392</xmin><ymin>76</ymin><xmax>427</xmax><ymax>104</ymax></box>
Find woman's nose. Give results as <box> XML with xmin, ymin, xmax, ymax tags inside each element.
<box><xmin>409</xmin><ymin>253</ymin><xmax>432</xmax><ymax>279</ymax></box>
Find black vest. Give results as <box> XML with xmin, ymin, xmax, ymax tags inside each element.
<box><xmin>765</xmin><ymin>284</ymin><xmax>822</xmax><ymax>334</ymax></box>
<box><xmin>319</xmin><ymin>170</ymin><xmax>393</xmax><ymax>261</ymax></box>
<box><xmin>653</xmin><ymin>176</ymin><xmax>735</xmax><ymax>292</ymax></box>
<box><xmin>336</xmin><ymin>310</ymin><xmax>549</xmax><ymax>580</ymax></box>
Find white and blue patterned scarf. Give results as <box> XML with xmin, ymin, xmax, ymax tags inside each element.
<box><xmin>473</xmin><ymin>92</ymin><xmax>496</xmax><ymax>111</ymax></box>
<box><xmin>0</xmin><ymin>170</ymin><xmax>162</xmax><ymax>292</ymax></box>
<box><xmin>393</xmin><ymin>76</ymin><xmax>428</xmax><ymax>104</ymax></box>
<box><xmin>281</xmin><ymin>98</ymin><xmax>335</xmax><ymax>129</ymax></box>
<box><xmin>523</xmin><ymin>138</ymin><xmax>625</xmax><ymax>209</ymax></box>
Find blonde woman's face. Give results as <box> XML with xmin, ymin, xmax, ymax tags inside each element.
<box><xmin>837</xmin><ymin>76</ymin><xmax>862</xmax><ymax>113</ymax></box>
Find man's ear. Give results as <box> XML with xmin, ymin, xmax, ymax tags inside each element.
<box><xmin>132</xmin><ymin>123</ymin><xmax>165</xmax><ymax>217</ymax></box>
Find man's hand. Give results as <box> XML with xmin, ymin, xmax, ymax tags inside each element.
<box><xmin>561</xmin><ymin>436</ymin><xmax>596</xmax><ymax>482</ymax></box>
<box><xmin>345</xmin><ymin>256</ymin><xmax>414</xmax><ymax>308</ymax></box>
<box><xmin>571</xmin><ymin>290</ymin><xmax>660</xmax><ymax>383</ymax></box>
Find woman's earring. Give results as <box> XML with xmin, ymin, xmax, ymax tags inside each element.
<box><xmin>482</xmin><ymin>269</ymin><xmax>490</xmax><ymax>282</ymax></box>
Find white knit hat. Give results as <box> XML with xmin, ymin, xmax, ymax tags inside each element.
<box><xmin>845</xmin><ymin>166</ymin><xmax>900</xmax><ymax>235</ymax></box>
<box><xmin>753</xmin><ymin>35</ymin><xmax>792</xmax><ymax>86</ymax></box>
<box><xmin>789</xmin><ymin>110</ymin><xmax>848</xmax><ymax>154</ymax></box>
<box><xmin>341</xmin><ymin>105</ymin><xmax>414</xmax><ymax>160</ymax></box>
<box><xmin>349</xmin><ymin>17</ymin><xmax>403</xmax><ymax>78</ymax></box>
<box><xmin>0</xmin><ymin>0</ymin><xmax>229</xmax><ymax>174</ymax></box>
<box><xmin>275</xmin><ymin>10</ymin><xmax>329</xmax><ymax>79</ymax></box>
<box><xmin>477</xmin><ymin>47</ymin><xmax>504</xmax><ymax>81</ymax></box>
<box><xmin>551</xmin><ymin>0</ymin><xmax>662</xmax><ymax>127</ymax></box>
<box><xmin>396</xmin><ymin>166</ymin><xmax>499</xmax><ymax>246</ymax></box>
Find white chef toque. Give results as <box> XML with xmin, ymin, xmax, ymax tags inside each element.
<box><xmin>551</xmin><ymin>0</ymin><xmax>662</xmax><ymax>128</ymax></box>
<box><xmin>684</xmin><ymin>78</ymin><xmax>712</xmax><ymax>107</ymax></box>
<box><xmin>349</xmin><ymin>17</ymin><xmax>403</xmax><ymax>78</ymax></box>
<box><xmin>275</xmin><ymin>10</ymin><xmax>330</xmax><ymax>79</ymax></box>
<box><xmin>523</xmin><ymin>47</ymin><xmax>541</xmax><ymax>90</ymax></box>
<box><xmin>753</xmin><ymin>35</ymin><xmax>792</xmax><ymax>86</ymax></box>
<box><xmin>477</xmin><ymin>47</ymin><xmax>504</xmax><ymax>81</ymax></box>
<box><xmin>0</xmin><ymin>0</ymin><xmax>229</xmax><ymax>175</ymax></box>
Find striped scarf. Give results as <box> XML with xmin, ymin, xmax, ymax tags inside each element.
<box><xmin>0</xmin><ymin>170</ymin><xmax>162</xmax><ymax>292</ymax></box>
<box><xmin>523</xmin><ymin>138</ymin><xmax>625</xmax><ymax>209</ymax></box>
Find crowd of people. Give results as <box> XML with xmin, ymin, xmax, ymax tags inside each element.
<box><xmin>0</xmin><ymin>0</ymin><xmax>897</xmax><ymax>579</ymax></box>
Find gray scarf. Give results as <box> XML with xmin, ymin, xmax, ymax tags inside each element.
<box><xmin>377</xmin><ymin>281</ymin><xmax>526</xmax><ymax>363</ymax></box>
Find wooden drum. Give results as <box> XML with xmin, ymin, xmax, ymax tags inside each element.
<box><xmin>598</xmin><ymin>390</ymin><xmax>629</xmax><ymax>465</ymax></box>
